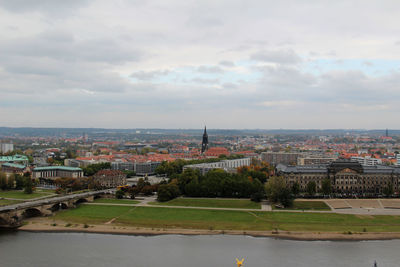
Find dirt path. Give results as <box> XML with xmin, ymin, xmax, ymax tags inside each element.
<box><xmin>105</xmin><ymin>206</ymin><xmax>138</xmax><ymax>225</ymax></box>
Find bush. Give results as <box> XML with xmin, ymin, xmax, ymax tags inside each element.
<box><xmin>23</xmin><ymin>177</ymin><xmax>34</xmax><ymax>194</ymax></box>
<box><xmin>157</xmin><ymin>183</ymin><xmax>180</xmax><ymax>202</ymax></box>
<box><xmin>55</xmin><ymin>188</ymin><xmax>65</xmax><ymax>194</ymax></box>
<box><xmin>265</xmin><ymin>176</ymin><xmax>293</xmax><ymax>207</ymax></box>
<box><xmin>115</xmin><ymin>190</ymin><xmax>125</xmax><ymax>199</ymax></box>
<box><xmin>141</xmin><ymin>185</ymin><xmax>153</xmax><ymax>196</ymax></box>
<box><xmin>250</xmin><ymin>192</ymin><xmax>264</xmax><ymax>202</ymax></box>
<box><xmin>0</xmin><ymin>172</ymin><xmax>7</xmax><ymax>190</ymax></box>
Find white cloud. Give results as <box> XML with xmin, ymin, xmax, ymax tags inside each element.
<box><xmin>1</xmin><ymin>0</ymin><xmax>400</xmax><ymax>128</ymax></box>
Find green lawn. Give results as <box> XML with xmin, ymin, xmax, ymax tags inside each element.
<box><xmin>51</xmin><ymin>205</ymin><xmax>400</xmax><ymax>232</ymax></box>
<box><xmin>0</xmin><ymin>190</ymin><xmax>54</xmax><ymax>200</ymax></box>
<box><xmin>0</xmin><ymin>199</ymin><xmax>22</xmax><ymax>206</ymax></box>
<box><xmin>54</xmin><ymin>205</ymin><xmax>133</xmax><ymax>224</ymax></box>
<box><xmin>93</xmin><ymin>198</ymin><xmax>140</xmax><ymax>205</ymax></box>
<box><xmin>149</xmin><ymin>198</ymin><xmax>261</xmax><ymax>209</ymax></box>
<box><xmin>273</xmin><ymin>200</ymin><xmax>331</xmax><ymax>211</ymax></box>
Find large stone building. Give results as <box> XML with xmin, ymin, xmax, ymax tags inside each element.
<box><xmin>277</xmin><ymin>160</ymin><xmax>400</xmax><ymax>195</ymax></box>
<box><xmin>1</xmin><ymin>163</ymin><xmax>27</xmax><ymax>175</ymax></box>
<box><xmin>32</xmin><ymin>166</ymin><xmax>83</xmax><ymax>179</ymax></box>
<box><xmin>93</xmin><ymin>169</ymin><xmax>126</xmax><ymax>188</ymax></box>
<box><xmin>0</xmin><ymin>155</ymin><xmax>29</xmax><ymax>167</ymax></box>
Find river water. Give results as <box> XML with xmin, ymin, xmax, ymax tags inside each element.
<box><xmin>0</xmin><ymin>231</ymin><xmax>399</xmax><ymax>267</ymax></box>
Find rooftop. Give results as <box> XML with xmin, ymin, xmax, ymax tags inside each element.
<box><xmin>0</xmin><ymin>154</ymin><xmax>29</xmax><ymax>162</ymax></box>
<box><xmin>1</xmin><ymin>163</ymin><xmax>26</xmax><ymax>169</ymax></box>
<box><xmin>33</xmin><ymin>166</ymin><xmax>82</xmax><ymax>172</ymax></box>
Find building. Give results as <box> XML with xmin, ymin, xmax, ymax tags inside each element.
<box><xmin>297</xmin><ymin>156</ymin><xmax>337</xmax><ymax>165</ymax></box>
<box><xmin>351</xmin><ymin>156</ymin><xmax>382</xmax><ymax>166</ymax></box>
<box><xmin>0</xmin><ymin>163</ymin><xmax>27</xmax><ymax>175</ymax></box>
<box><xmin>32</xmin><ymin>166</ymin><xmax>83</xmax><ymax>179</ymax></box>
<box><xmin>93</xmin><ymin>169</ymin><xmax>126</xmax><ymax>188</ymax></box>
<box><xmin>184</xmin><ymin>158</ymin><xmax>251</xmax><ymax>175</ymax></box>
<box><xmin>64</xmin><ymin>159</ymin><xmax>83</xmax><ymax>168</ymax></box>
<box><xmin>111</xmin><ymin>161</ymin><xmax>135</xmax><ymax>171</ymax></box>
<box><xmin>204</xmin><ymin>147</ymin><xmax>229</xmax><ymax>157</ymax></box>
<box><xmin>0</xmin><ymin>143</ymin><xmax>14</xmax><ymax>154</ymax></box>
<box><xmin>261</xmin><ymin>152</ymin><xmax>301</xmax><ymax>166</ymax></box>
<box><xmin>135</xmin><ymin>162</ymin><xmax>161</xmax><ymax>176</ymax></box>
<box><xmin>201</xmin><ymin>126</ymin><xmax>208</xmax><ymax>154</ymax></box>
<box><xmin>277</xmin><ymin>160</ymin><xmax>400</xmax><ymax>195</ymax></box>
<box><xmin>0</xmin><ymin>155</ymin><xmax>29</xmax><ymax>167</ymax></box>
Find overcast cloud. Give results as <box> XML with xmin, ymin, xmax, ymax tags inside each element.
<box><xmin>0</xmin><ymin>0</ymin><xmax>400</xmax><ymax>129</ymax></box>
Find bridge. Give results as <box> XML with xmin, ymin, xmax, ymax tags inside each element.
<box><xmin>0</xmin><ymin>189</ymin><xmax>114</xmax><ymax>228</ymax></box>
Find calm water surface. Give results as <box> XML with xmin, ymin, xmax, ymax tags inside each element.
<box><xmin>0</xmin><ymin>231</ymin><xmax>398</xmax><ymax>267</ymax></box>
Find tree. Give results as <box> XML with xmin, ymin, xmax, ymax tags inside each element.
<box><xmin>127</xmin><ymin>187</ymin><xmax>136</xmax><ymax>199</ymax></box>
<box><xmin>291</xmin><ymin>182</ymin><xmax>300</xmax><ymax>196</ymax></box>
<box><xmin>278</xmin><ymin>187</ymin><xmax>293</xmax><ymax>208</ymax></box>
<box><xmin>7</xmin><ymin>174</ymin><xmax>15</xmax><ymax>189</ymax></box>
<box><xmin>306</xmin><ymin>181</ymin><xmax>316</xmax><ymax>196</ymax></box>
<box><xmin>177</xmin><ymin>168</ymin><xmax>199</xmax><ymax>194</ymax></box>
<box><xmin>15</xmin><ymin>174</ymin><xmax>24</xmax><ymax>190</ymax></box>
<box><xmin>265</xmin><ymin>176</ymin><xmax>287</xmax><ymax>203</ymax></box>
<box><xmin>321</xmin><ymin>179</ymin><xmax>332</xmax><ymax>196</ymax></box>
<box><xmin>383</xmin><ymin>182</ymin><xmax>394</xmax><ymax>197</ymax></box>
<box><xmin>23</xmin><ymin>177</ymin><xmax>33</xmax><ymax>194</ymax></box>
<box><xmin>0</xmin><ymin>172</ymin><xmax>7</xmax><ymax>190</ymax></box>
<box><xmin>141</xmin><ymin>185</ymin><xmax>153</xmax><ymax>196</ymax></box>
<box><xmin>157</xmin><ymin>183</ymin><xmax>180</xmax><ymax>202</ymax></box>
<box><xmin>123</xmin><ymin>170</ymin><xmax>136</xmax><ymax>178</ymax></box>
<box><xmin>250</xmin><ymin>179</ymin><xmax>265</xmax><ymax>202</ymax></box>
<box><xmin>82</xmin><ymin>162</ymin><xmax>111</xmax><ymax>176</ymax></box>
<box><xmin>115</xmin><ymin>190</ymin><xmax>125</xmax><ymax>199</ymax></box>
<box><xmin>265</xmin><ymin>176</ymin><xmax>293</xmax><ymax>207</ymax></box>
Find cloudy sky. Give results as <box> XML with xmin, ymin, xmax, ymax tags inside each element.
<box><xmin>0</xmin><ymin>0</ymin><xmax>399</xmax><ymax>129</ymax></box>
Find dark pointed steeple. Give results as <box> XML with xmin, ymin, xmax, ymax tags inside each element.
<box><xmin>201</xmin><ymin>126</ymin><xmax>208</xmax><ymax>154</ymax></box>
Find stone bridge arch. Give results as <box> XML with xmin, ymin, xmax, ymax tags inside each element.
<box><xmin>74</xmin><ymin>198</ymin><xmax>88</xmax><ymax>205</ymax></box>
<box><xmin>22</xmin><ymin>208</ymin><xmax>42</xmax><ymax>219</ymax></box>
<box><xmin>74</xmin><ymin>196</ymin><xmax>94</xmax><ymax>205</ymax></box>
<box><xmin>0</xmin><ymin>215</ymin><xmax>9</xmax><ymax>227</ymax></box>
<box><xmin>49</xmin><ymin>203</ymin><xmax>68</xmax><ymax>212</ymax></box>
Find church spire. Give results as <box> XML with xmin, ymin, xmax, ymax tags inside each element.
<box><xmin>201</xmin><ymin>126</ymin><xmax>208</xmax><ymax>154</ymax></box>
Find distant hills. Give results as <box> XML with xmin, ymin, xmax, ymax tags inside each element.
<box><xmin>0</xmin><ymin>127</ymin><xmax>398</xmax><ymax>137</ymax></box>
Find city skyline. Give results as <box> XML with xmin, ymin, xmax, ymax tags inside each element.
<box><xmin>1</xmin><ymin>1</ymin><xmax>400</xmax><ymax>129</ymax></box>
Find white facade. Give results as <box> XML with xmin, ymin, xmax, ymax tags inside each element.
<box><xmin>184</xmin><ymin>158</ymin><xmax>251</xmax><ymax>175</ymax></box>
<box><xmin>351</xmin><ymin>156</ymin><xmax>382</xmax><ymax>166</ymax></box>
<box><xmin>0</xmin><ymin>143</ymin><xmax>14</xmax><ymax>153</ymax></box>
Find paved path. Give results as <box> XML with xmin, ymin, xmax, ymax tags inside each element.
<box><xmin>85</xmin><ymin>197</ymin><xmax>400</xmax><ymax>215</ymax></box>
<box><xmin>85</xmin><ymin>202</ymin><xmax>265</xmax><ymax>212</ymax></box>
<box><xmin>0</xmin><ymin>189</ymin><xmax>115</xmax><ymax>212</ymax></box>
<box><xmin>1</xmin><ymin>194</ymin><xmax>58</xmax><ymax>201</ymax></box>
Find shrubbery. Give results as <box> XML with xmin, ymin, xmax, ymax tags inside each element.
<box><xmin>157</xmin><ymin>183</ymin><xmax>180</xmax><ymax>202</ymax></box>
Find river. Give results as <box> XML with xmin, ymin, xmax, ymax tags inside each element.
<box><xmin>0</xmin><ymin>231</ymin><xmax>399</xmax><ymax>267</ymax></box>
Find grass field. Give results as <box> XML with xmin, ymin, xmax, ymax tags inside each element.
<box><xmin>273</xmin><ymin>200</ymin><xmax>331</xmax><ymax>211</ymax></box>
<box><xmin>149</xmin><ymin>198</ymin><xmax>261</xmax><ymax>209</ymax></box>
<box><xmin>0</xmin><ymin>189</ymin><xmax>54</xmax><ymax>200</ymax></box>
<box><xmin>0</xmin><ymin>199</ymin><xmax>22</xmax><ymax>206</ymax></box>
<box><xmin>52</xmin><ymin>205</ymin><xmax>400</xmax><ymax>232</ymax></box>
<box><xmin>93</xmin><ymin>198</ymin><xmax>140</xmax><ymax>205</ymax></box>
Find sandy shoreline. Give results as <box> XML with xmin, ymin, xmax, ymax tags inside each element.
<box><xmin>17</xmin><ymin>219</ymin><xmax>400</xmax><ymax>241</ymax></box>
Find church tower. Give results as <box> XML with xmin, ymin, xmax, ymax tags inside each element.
<box><xmin>201</xmin><ymin>126</ymin><xmax>208</xmax><ymax>154</ymax></box>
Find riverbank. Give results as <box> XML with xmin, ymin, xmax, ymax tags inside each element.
<box><xmin>19</xmin><ymin>218</ymin><xmax>400</xmax><ymax>241</ymax></box>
